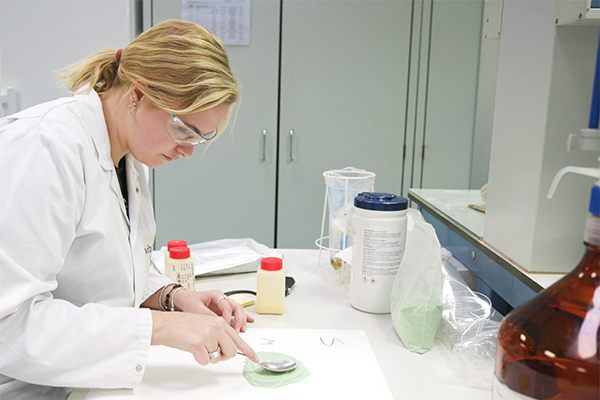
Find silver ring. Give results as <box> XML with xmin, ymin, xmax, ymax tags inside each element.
<box><xmin>216</xmin><ymin>296</ymin><xmax>229</xmax><ymax>304</ymax></box>
<box><xmin>208</xmin><ymin>346</ymin><xmax>221</xmax><ymax>359</ymax></box>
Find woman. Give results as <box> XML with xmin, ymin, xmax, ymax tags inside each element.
<box><xmin>0</xmin><ymin>19</ymin><xmax>258</xmax><ymax>399</ymax></box>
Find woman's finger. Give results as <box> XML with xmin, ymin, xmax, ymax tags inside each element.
<box><xmin>205</xmin><ymin>324</ymin><xmax>239</xmax><ymax>364</ymax></box>
<box><xmin>216</xmin><ymin>334</ymin><xmax>238</xmax><ymax>361</ymax></box>
<box><xmin>206</xmin><ymin>344</ymin><xmax>222</xmax><ymax>365</ymax></box>
<box><xmin>231</xmin><ymin>302</ymin><xmax>248</xmax><ymax>332</ymax></box>
<box><xmin>227</xmin><ymin>326</ymin><xmax>258</xmax><ymax>362</ymax></box>
<box><xmin>215</xmin><ymin>295</ymin><xmax>234</xmax><ymax>327</ymax></box>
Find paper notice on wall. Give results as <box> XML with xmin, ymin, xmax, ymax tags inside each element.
<box><xmin>181</xmin><ymin>0</ymin><xmax>251</xmax><ymax>46</ymax></box>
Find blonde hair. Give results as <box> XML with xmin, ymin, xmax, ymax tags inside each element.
<box><xmin>59</xmin><ymin>19</ymin><xmax>239</xmax><ymax>128</ymax></box>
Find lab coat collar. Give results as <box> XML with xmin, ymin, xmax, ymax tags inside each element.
<box><xmin>74</xmin><ymin>90</ymin><xmax>113</xmax><ymax>172</ymax></box>
<box><xmin>75</xmin><ymin>89</ymin><xmax>130</xmax><ymax>223</ymax></box>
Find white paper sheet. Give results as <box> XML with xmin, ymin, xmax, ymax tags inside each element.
<box><xmin>181</xmin><ymin>0</ymin><xmax>251</xmax><ymax>46</ymax></box>
<box><xmin>84</xmin><ymin>329</ymin><xmax>393</xmax><ymax>399</ymax></box>
<box><xmin>152</xmin><ymin>238</ymin><xmax>280</xmax><ymax>276</ymax></box>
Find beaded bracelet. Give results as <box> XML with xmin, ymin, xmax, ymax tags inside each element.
<box><xmin>164</xmin><ymin>284</ymin><xmax>183</xmax><ymax>311</ymax></box>
<box><xmin>158</xmin><ymin>283</ymin><xmax>178</xmax><ymax>311</ymax></box>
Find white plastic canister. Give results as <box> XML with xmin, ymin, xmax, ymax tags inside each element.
<box><xmin>351</xmin><ymin>192</ymin><xmax>408</xmax><ymax>313</ymax></box>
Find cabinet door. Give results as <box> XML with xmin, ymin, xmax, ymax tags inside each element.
<box><xmin>152</xmin><ymin>0</ymin><xmax>280</xmax><ymax>248</ymax></box>
<box><xmin>402</xmin><ymin>0</ymin><xmax>481</xmax><ymax>191</ymax></box>
<box><xmin>276</xmin><ymin>0</ymin><xmax>411</xmax><ymax>248</ymax></box>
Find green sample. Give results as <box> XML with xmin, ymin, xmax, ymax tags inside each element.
<box><xmin>242</xmin><ymin>352</ymin><xmax>311</xmax><ymax>388</ymax></box>
<box><xmin>391</xmin><ymin>292</ymin><xmax>442</xmax><ymax>354</ymax></box>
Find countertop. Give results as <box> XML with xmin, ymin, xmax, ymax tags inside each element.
<box><xmin>70</xmin><ymin>249</ymin><xmax>492</xmax><ymax>399</ymax></box>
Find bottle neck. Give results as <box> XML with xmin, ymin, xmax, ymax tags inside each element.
<box><xmin>583</xmin><ymin>242</ymin><xmax>600</xmax><ymax>253</ymax></box>
<box><xmin>584</xmin><ymin>214</ymin><xmax>600</xmax><ymax>246</ymax></box>
<box><xmin>575</xmin><ymin>241</ymin><xmax>600</xmax><ymax>276</ymax></box>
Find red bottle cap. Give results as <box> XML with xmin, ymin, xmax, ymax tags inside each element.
<box><xmin>167</xmin><ymin>240</ymin><xmax>188</xmax><ymax>250</ymax></box>
<box><xmin>170</xmin><ymin>246</ymin><xmax>190</xmax><ymax>259</ymax></box>
<box><xmin>261</xmin><ymin>257</ymin><xmax>283</xmax><ymax>271</ymax></box>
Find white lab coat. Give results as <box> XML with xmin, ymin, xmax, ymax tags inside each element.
<box><xmin>0</xmin><ymin>90</ymin><xmax>172</xmax><ymax>394</ymax></box>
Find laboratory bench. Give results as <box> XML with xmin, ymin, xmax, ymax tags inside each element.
<box><xmin>408</xmin><ymin>188</ymin><xmax>563</xmax><ymax>314</ymax></box>
<box><xmin>70</xmin><ymin>249</ymin><xmax>492</xmax><ymax>400</ymax></box>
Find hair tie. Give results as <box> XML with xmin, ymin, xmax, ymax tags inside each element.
<box><xmin>116</xmin><ymin>49</ymin><xmax>123</xmax><ymax>63</ymax></box>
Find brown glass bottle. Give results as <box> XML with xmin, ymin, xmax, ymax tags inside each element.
<box><xmin>493</xmin><ymin>233</ymin><xmax>600</xmax><ymax>399</ymax></box>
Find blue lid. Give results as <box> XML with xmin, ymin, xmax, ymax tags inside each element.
<box><xmin>590</xmin><ymin>185</ymin><xmax>600</xmax><ymax>216</ymax></box>
<box><xmin>354</xmin><ymin>192</ymin><xmax>408</xmax><ymax>211</ymax></box>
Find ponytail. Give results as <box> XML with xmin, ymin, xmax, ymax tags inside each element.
<box><xmin>58</xmin><ymin>19</ymin><xmax>239</xmax><ymax>118</ymax></box>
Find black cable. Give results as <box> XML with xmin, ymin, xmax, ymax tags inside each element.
<box><xmin>224</xmin><ymin>276</ymin><xmax>296</xmax><ymax>297</ymax></box>
<box><xmin>224</xmin><ymin>289</ymin><xmax>257</xmax><ymax>297</ymax></box>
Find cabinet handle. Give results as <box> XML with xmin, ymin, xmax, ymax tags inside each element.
<box><xmin>289</xmin><ymin>129</ymin><xmax>294</xmax><ymax>162</ymax></box>
<box><xmin>261</xmin><ymin>129</ymin><xmax>267</xmax><ymax>162</ymax></box>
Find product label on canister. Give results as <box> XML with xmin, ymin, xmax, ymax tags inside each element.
<box><xmin>492</xmin><ymin>375</ymin><xmax>536</xmax><ymax>400</ymax></box>
<box><xmin>360</xmin><ymin>228</ymin><xmax>404</xmax><ymax>276</ymax></box>
<box><xmin>350</xmin><ymin>216</ymin><xmax>406</xmax><ymax>313</ymax></box>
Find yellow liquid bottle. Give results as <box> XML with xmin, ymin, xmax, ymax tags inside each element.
<box><xmin>256</xmin><ymin>257</ymin><xmax>285</xmax><ymax>315</ymax></box>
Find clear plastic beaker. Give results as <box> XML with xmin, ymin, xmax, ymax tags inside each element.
<box><xmin>316</xmin><ymin>167</ymin><xmax>375</xmax><ymax>280</ymax></box>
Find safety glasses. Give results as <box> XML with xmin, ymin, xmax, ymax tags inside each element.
<box><xmin>166</xmin><ymin>113</ymin><xmax>218</xmax><ymax>146</ymax></box>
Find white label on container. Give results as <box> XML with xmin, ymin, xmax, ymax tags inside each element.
<box><xmin>169</xmin><ymin>261</ymin><xmax>195</xmax><ymax>291</ymax></box>
<box><xmin>361</xmin><ymin>228</ymin><xmax>403</xmax><ymax>276</ymax></box>
<box><xmin>492</xmin><ymin>375</ymin><xmax>536</xmax><ymax>400</ymax></box>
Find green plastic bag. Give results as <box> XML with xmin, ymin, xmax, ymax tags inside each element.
<box><xmin>390</xmin><ymin>209</ymin><xmax>443</xmax><ymax>354</ymax></box>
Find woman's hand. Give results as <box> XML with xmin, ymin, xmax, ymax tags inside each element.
<box><xmin>151</xmin><ymin>310</ymin><xmax>259</xmax><ymax>365</ymax></box>
<box><xmin>141</xmin><ymin>287</ymin><xmax>255</xmax><ymax>333</ymax></box>
<box><xmin>174</xmin><ymin>289</ymin><xmax>254</xmax><ymax>333</ymax></box>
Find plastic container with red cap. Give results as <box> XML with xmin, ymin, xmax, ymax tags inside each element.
<box><xmin>163</xmin><ymin>240</ymin><xmax>188</xmax><ymax>274</ymax></box>
<box><xmin>165</xmin><ymin>243</ymin><xmax>195</xmax><ymax>291</ymax></box>
<box><xmin>256</xmin><ymin>257</ymin><xmax>285</xmax><ymax>314</ymax></box>
<box><xmin>167</xmin><ymin>240</ymin><xmax>188</xmax><ymax>250</ymax></box>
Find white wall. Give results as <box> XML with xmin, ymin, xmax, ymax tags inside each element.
<box><xmin>0</xmin><ymin>0</ymin><xmax>135</xmax><ymax>112</ymax></box>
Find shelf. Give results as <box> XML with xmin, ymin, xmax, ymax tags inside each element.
<box><xmin>555</xmin><ymin>0</ymin><xmax>600</xmax><ymax>26</ymax></box>
<box><xmin>408</xmin><ymin>189</ymin><xmax>563</xmax><ymax>310</ymax></box>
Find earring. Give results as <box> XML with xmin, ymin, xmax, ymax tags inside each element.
<box><xmin>128</xmin><ymin>101</ymin><xmax>137</xmax><ymax>120</ymax></box>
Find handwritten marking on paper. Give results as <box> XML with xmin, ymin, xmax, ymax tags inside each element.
<box><xmin>320</xmin><ymin>337</ymin><xmax>345</xmax><ymax>347</ymax></box>
<box><xmin>260</xmin><ymin>337</ymin><xmax>275</xmax><ymax>345</ymax></box>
